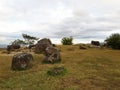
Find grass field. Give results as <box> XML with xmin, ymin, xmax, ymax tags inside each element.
<box><xmin>0</xmin><ymin>45</ymin><xmax>120</xmax><ymax>90</ymax></box>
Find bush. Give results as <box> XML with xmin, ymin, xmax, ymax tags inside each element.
<box><xmin>47</xmin><ymin>66</ymin><xmax>67</xmax><ymax>76</ymax></box>
<box><xmin>105</xmin><ymin>33</ymin><xmax>120</xmax><ymax>49</ymax></box>
<box><xmin>61</xmin><ymin>36</ymin><xmax>73</xmax><ymax>45</ymax></box>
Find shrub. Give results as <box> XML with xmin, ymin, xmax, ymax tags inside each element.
<box><xmin>47</xmin><ymin>66</ymin><xmax>67</xmax><ymax>76</ymax></box>
<box><xmin>61</xmin><ymin>36</ymin><xmax>73</xmax><ymax>45</ymax></box>
<box><xmin>105</xmin><ymin>33</ymin><xmax>120</xmax><ymax>49</ymax></box>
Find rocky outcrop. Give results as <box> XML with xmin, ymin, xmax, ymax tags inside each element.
<box><xmin>11</xmin><ymin>53</ymin><xmax>34</xmax><ymax>70</ymax></box>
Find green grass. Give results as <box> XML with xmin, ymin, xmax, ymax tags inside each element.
<box><xmin>0</xmin><ymin>45</ymin><xmax>120</xmax><ymax>90</ymax></box>
<box><xmin>47</xmin><ymin>66</ymin><xmax>67</xmax><ymax>76</ymax></box>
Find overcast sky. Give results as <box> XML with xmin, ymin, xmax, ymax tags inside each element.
<box><xmin>0</xmin><ymin>0</ymin><xmax>120</xmax><ymax>44</ymax></box>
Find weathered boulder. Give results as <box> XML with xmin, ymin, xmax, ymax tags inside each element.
<box><xmin>11</xmin><ymin>53</ymin><xmax>34</xmax><ymax>70</ymax></box>
<box><xmin>37</xmin><ymin>38</ymin><xmax>52</xmax><ymax>44</ymax></box>
<box><xmin>43</xmin><ymin>46</ymin><xmax>61</xmax><ymax>63</ymax></box>
<box><xmin>35</xmin><ymin>38</ymin><xmax>52</xmax><ymax>53</ymax></box>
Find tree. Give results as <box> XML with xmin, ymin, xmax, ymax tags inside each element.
<box><xmin>61</xmin><ymin>36</ymin><xmax>73</xmax><ymax>45</ymax></box>
<box><xmin>105</xmin><ymin>33</ymin><xmax>120</xmax><ymax>49</ymax></box>
<box><xmin>22</xmin><ymin>34</ymin><xmax>39</xmax><ymax>45</ymax></box>
<box><xmin>11</xmin><ymin>39</ymin><xmax>25</xmax><ymax>45</ymax></box>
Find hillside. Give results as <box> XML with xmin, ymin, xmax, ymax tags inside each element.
<box><xmin>0</xmin><ymin>45</ymin><xmax>120</xmax><ymax>90</ymax></box>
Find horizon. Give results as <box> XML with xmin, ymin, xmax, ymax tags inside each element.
<box><xmin>0</xmin><ymin>37</ymin><xmax>105</xmax><ymax>45</ymax></box>
<box><xmin>0</xmin><ymin>0</ymin><xmax>120</xmax><ymax>44</ymax></box>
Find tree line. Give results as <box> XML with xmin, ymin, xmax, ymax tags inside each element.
<box><xmin>11</xmin><ymin>33</ymin><xmax>120</xmax><ymax>50</ymax></box>
<box><xmin>61</xmin><ymin>33</ymin><xmax>120</xmax><ymax>49</ymax></box>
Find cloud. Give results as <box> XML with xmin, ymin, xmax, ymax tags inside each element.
<box><xmin>0</xmin><ymin>0</ymin><xmax>120</xmax><ymax>44</ymax></box>
<box><xmin>0</xmin><ymin>36</ymin><xmax>6</xmax><ymax>42</ymax></box>
<box><xmin>52</xmin><ymin>10</ymin><xmax>120</xmax><ymax>42</ymax></box>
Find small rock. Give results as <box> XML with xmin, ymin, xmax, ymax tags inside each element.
<box><xmin>79</xmin><ymin>45</ymin><xmax>87</xmax><ymax>50</ymax></box>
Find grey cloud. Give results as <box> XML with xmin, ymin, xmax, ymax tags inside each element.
<box><xmin>52</xmin><ymin>10</ymin><xmax>120</xmax><ymax>41</ymax></box>
<box><xmin>0</xmin><ymin>0</ymin><xmax>120</xmax><ymax>44</ymax></box>
<box><xmin>0</xmin><ymin>32</ymin><xmax>22</xmax><ymax>39</ymax></box>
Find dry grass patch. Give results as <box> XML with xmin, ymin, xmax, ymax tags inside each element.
<box><xmin>0</xmin><ymin>45</ymin><xmax>120</xmax><ymax>90</ymax></box>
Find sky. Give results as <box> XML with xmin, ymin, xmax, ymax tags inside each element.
<box><xmin>0</xmin><ymin>0</ymin><xmax>120</xmax><ymax>44</ymax></box>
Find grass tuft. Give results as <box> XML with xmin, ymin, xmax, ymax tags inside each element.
<box><xmin>47</xmin><ymin>66</ymin><xmax>67</xmax><ymax>76</ymax></box>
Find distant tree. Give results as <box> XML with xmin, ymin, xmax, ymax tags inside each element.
<box><xmin>22</xmin><ymin>34</ymin><xmax>39</xmax><ymax>45</ymax></box>
<box><xmin>91</xmin><ymin>41</ymin><xmax>100</xmax><ymax>46</ymax></box>
<box><xmin>11</xmin><ymin>39</ymin><xmax>25</xmax><ymax>45</ymax></box>
<box><xmin>105</xmin><ymin>33</ymin><xmax>120</xmax><ymax>49</ymax></box>
<box><xmin>61</xmin><ymin>36</ymin><xmax>73</xmax><ymax>45</ymax></box>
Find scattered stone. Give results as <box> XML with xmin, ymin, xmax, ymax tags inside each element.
<box><xmin>11</xmin><ymin>53</ymin><xmax>34</xmax><ymax>70</ymax></box>
<box><xmin>89</xmin><ymin>45</ymin><xmax>101</xmax><ymax>48</ymax></box>
<box><xmin>43</xmin><ymin>46</ymin><xmax>61</xmax><ymax>63</ymax></box>
<box><xmin>79</xmin><ymin>45</ymin><xmax>87</xmax><ymax>50</ymax></box>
